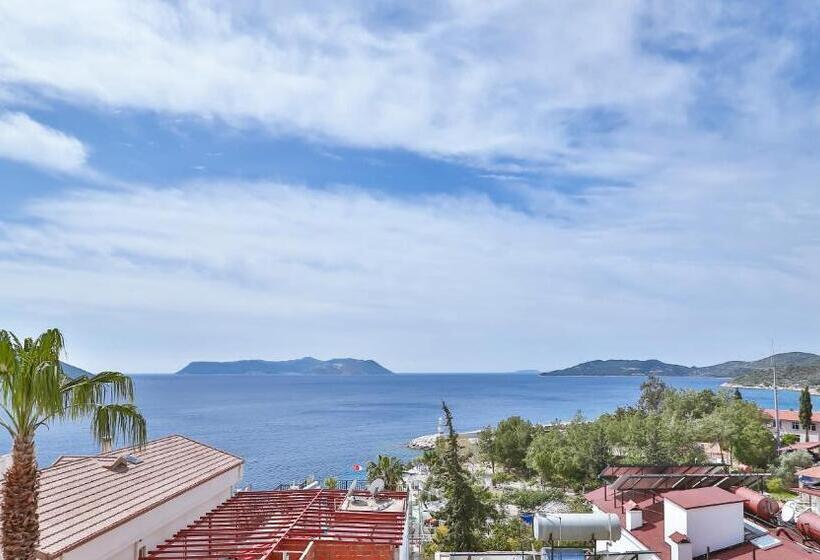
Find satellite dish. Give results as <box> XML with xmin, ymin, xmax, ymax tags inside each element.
<box><xmin>782</xmin><ymin>502</ymin><xmax>796</xmax><ymax>523</ymax></box>
<box><xmin>368</xmin><ymin>478</ymin><xmax>385</xmax><ymax>496</ymax></box>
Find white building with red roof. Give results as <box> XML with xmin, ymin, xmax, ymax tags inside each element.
<box><xmin>585</xmin><ymin>472</ymin><xmax>820</xmax><ymax>560</ymax></box>
<box><xmin>30</xmin><ymin>435</ymin><xmax>244</xmax><ymax>560</ymax></box>
<box><xmin>764</xmin><ymin>409</ymin><xmax>820</xmax><ymax>442</ymax></box>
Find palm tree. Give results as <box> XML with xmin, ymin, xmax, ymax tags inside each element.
<box><xmin>0</xmin><ymin>329</ymin><xmax>147</xmax><ymax>560</ymax></box>
<box><xmin>366</xmin><ymin>455</ymin><xmax>405</xmax><ymax>491</ymax></box>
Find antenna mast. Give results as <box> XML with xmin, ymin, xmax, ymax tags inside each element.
<box><xmin>772</xmin><ymin>341</ymin><xmax>780</xmax><ymax>446</ymax></box>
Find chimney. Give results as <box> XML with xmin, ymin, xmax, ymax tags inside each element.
<box><xmin>624</xmin><ymin>500</ymin><xmax>643</xmax><ymax>530</ymax></box>
<box><xmin>668</xmin><ymin>532</ymin><xmax>692</xmax><ymax>560</ymax></box>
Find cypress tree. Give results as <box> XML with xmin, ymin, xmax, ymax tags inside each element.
<box><xmin>439</xmin><ymin>401</ymin><xmax>487</xmax><ymax>551</ymax></box>
<box><xmin>800</xmin><ymin>386</ymin><xmax>813</xmax><ymax>442</ymax></box>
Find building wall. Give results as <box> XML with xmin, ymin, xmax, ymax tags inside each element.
<box><xmin>663</xmin><ymin>501</ymin><xmax>744</xmax><ymax>558</ymax></box>
<box><xmin>61</xmin><ymin>465</ymin><xmax>242</xmax><ymax>560</ymax></box>
<box><xmin>771</xmin><ymin>419</ymin><xmax>820</xmax><ymax>442</ymax></box>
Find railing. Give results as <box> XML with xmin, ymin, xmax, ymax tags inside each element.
<box><xmin>274</xmin><ymin>479</ymin><xmax>368</xmax><ymax>491</ymax></box>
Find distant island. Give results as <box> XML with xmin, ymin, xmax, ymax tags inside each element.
<box><xmin>60</xmin><ymin>361</ymin><xmax>91</xmax><ymax>378</ymax></box>
<box><xmin>176</xmin><ymin>357</ymin><xmax>393</xmax><ymax>376</ymax></box>
<box><xmin>541</xmin><ymin>352</ymin><xmax>820</xmax><ymax>388</ymax></box>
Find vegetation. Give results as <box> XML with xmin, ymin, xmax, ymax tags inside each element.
<box><xmin>782</xmin><ymin>433</ymin><xmax>800</xmax><ymax>446</ymax></box>
<box><xmin>323</xmin><ymin>476</ymin><xmax>338</xmax><ymax>489</ymax></box>
<box><xmin>772</xmin><ymin>450</ymin><xmax>813</xmax><ymax>488</ymax></box>
<box><xmin>0</xmin><ymin>328</ymin><xmax>147</xmax><ymax>560</ymax></box>
<box><xmin>366</xmin><ymin>455</ymin><xmax>405</xmax><ymax>491</ymax></box>
<box><xmin>801</xmin><ymin>386</ymin><xmax>813</xmax><ymax>441</ymax></box>
<box><xmin>482</xmin><ymin>517</ymin><xmax>542</xmax><ymax>551</ymax></box>
<box><xmin>435</xmin><ymin>402</ymin><xmax>492</xmax><ymax>552</ymax></box>
<box><xmin>493</xmin><ymin>416</ymin><xmax>533</xmax><ymax>472</ymax></box>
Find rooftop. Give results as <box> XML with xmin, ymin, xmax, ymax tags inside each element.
<box><xmin>663</xmin><ymin>487</ymin><xmax>745</xmax><ymax>510</ymax></box>
<box><xmin>35</xmin><ymin>435</ymin><xmax>244</xmax><ymax>559</ymax></box>
<box><xmin>763</xmin><ymin>409</ymin><xmax>820</xmax><ymax>423</ymax></box>
<box><xmin>146</xmin><ymin>488</ymin><xmax>408</xmax><ymax>559</ymax></box>
<box><xmin>797</xmin><ymin>466</ymin><xmax>820</xmax><ymax>479</ymax></box>
<box><xmin>585</xmin><ymin>484</ymin><xmax>818</xmax><ymax>560</ymax></box>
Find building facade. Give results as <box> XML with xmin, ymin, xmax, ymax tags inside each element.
<box><xmin>35</xmin><ymin>435</ymin><xmax>244</xmax><ymax>560</ymax></box>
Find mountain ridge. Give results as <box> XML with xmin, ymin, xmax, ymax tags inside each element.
<box><xmin>541</xmin><ymin>352</ymin><xmax>820</xmax><ymax>381</ymax></box>
<box><xmin>176</xmin><ymin>357</ymin><xmax>393</xmax><ymax>376</ymax></box>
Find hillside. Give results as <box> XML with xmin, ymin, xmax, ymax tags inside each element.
<box><xmin>176</xmin><ymin>357</ymin><xmax>393</xmax><ymax>376</ymax></box>
<box><xmin>541</xmin><ymin>359</ymin><xmax>694</xmax><ymax>377</ymax></box>
<box><xmin>725</xmin><ymin>353</ymin><xmax>820</xmax><ymax>389</ymax></box>
<box><xmin>60</xmin><ymin>361</ymin><xmax>91</xmax><ymax>378</ymax></box>
<box><xmin>541</xmin><ymin>352</ymin><xmax>820</xmax><ymax>382</ymax></box>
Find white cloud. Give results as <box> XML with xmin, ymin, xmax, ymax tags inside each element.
<box><xmin>0</xmin><ymin>0</ymin><xmax>696</xmax><ymax>170</ymax></box>
<box><xmin>0</xmin><ymin>112</ymin><xmax>88</xmax><ymax>173</ymax></box>
<box><xmin>1</xmin><ymin>173</ymin><xmax>819</xmax><ymax>372</ymax></box>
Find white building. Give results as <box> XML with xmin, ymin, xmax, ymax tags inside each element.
<box><xmin>33</xmin><ymin>435</ymin><xmax>244</xmax><ymax>560</ymax></box>
<box><xmin>764</xmin><ymin>409</ymin><xmax>820</xmax><ymax>442</ymax></box>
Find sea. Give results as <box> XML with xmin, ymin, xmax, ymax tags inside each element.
<box><xmin>6</xmin><ymin>374</ymin><xmax>815</xmax><ymax>488</ymax></box>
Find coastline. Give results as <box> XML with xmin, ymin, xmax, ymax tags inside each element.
<box><xmin>721</xmin><ymin>381</ymin><xmax>820</xmax><ymax>395</ymax></box>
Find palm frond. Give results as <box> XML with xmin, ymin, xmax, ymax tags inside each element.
<box><xmin>91</xmin><ymin>403</ymin><xmax>147</xmax><ymax>450</ymax></box>
<box><xmin>63</xmin><ymin>371</ymin><xmax>136</xmax><ymax>418</ymax></box>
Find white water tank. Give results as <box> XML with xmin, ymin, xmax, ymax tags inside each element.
<box><xmin>533</xmin><ymin>512</ymin><xmax>621</xmax><ymax>542</ymax></box>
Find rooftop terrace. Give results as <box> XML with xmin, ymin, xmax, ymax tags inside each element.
<box><xmin>146</xmin><ymin>488</ymin><xmax>408</xmax><ymax>560</ymax></box>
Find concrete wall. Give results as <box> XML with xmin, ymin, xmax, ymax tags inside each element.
<box><xmin>61</xmin><ymin>465</ymin><xmax>242</xmax><ymax>560</ymax></box>
<box><xmin>663</xmin><ymin>500</ymin><xmax>744</xmax><ymax>558</ymax></box>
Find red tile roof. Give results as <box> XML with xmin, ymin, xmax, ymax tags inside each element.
<box><xmin>585</xmin><ymin>485</ymin><xmax>816</xmax><ymax>560</ymax></box>
<box><xmin>664</xmin><ymin>487</ymin><xmax>745</xmax><ymax>510</ymax></box>
<box><xmin>797</xmin><ymin>466</ymin><xmax>820</xmax><ymax>479</ymax></box>
<box><xmin>35</xmin><ymin>435</ymin><xmax>244</xmax><ymax>559</ymax></box>
<box><xmin>763</xmin><ymin>409</ymin><xmax>820</xmax><ymax>423</ymax></box>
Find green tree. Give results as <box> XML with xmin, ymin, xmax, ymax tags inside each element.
<box><xmin>638</xmin><ymin>374</ymin><xmax>668</xmax><ymax>412</ymax></box>
<box><xmin>366</xmin><ymin>455</ymin><xmax>405</xmax><ymax>491</ymax></box>
<box><xmin>723</xmin><ymin>401</ymin><xmax>776</xmax><ymax>468</ymax></box>
<box><xmin>477</xmin><ymin>426</ymin><xmax>497</xmax><ymax>474</ymax></box>
<box><xmin>774</xmin><ymin>450</ymin><xmax>813</xmax><ymax>487</ymax></box>
<box><xmin>525</xmin><ymin>429</ymin><xmax>561</xmax><ymax>484</ymax></box>
<box><xmin>493</xmin><ymin>416</ymin><xmax>533</xmax><ymax>472</ymax></box>
<box><xmin>800</xmin><ymin>386</ymin><xmax>813</xmax><ymax>442</ymax></box>
<box><xmin>437</xmin><ymin>402</ymin><xmax>489</xmax><ymax>551</ymax></box>
<box><xmin>323</xmin><ymin>476</ymin><xmax>338</xmax><ymax>489</ymax></box>
<box><xmin>0</xmin><ymin>329</ymin><xmax>147</xmax><ymax>560</ymax></box>
<box><xmin>482</xmin><ymin>517</ymin><xmax>542</xmax><ymax>551</ymax></box>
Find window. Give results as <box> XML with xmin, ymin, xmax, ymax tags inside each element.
<box><xmin>813</xmin><ymin>424</ymin><xmax>817</xmax><ymax>431</ymax></box>
<box><xmin>792</xmin><ymin>422</ymin><xmax>800</xmax><ymax>430</ymax></box>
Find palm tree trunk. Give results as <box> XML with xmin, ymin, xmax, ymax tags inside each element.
<box><xmin>2</xmin><ymin>435</ymin><xmax>39</xmax><ymax>560</ymax></box>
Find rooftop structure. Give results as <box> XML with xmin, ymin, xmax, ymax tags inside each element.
<box><xmin>146</xmin><ymin>487</ymin><xmax>410</xmax><ymax>560</ymax></box>
<box><xmin>586</xmin><ymin>469</ymin><xmax>820</xmax><ymax>560</ymax></box>
<box><xmin>27</xmin><ymin>435</ymin><xmax>244</xmax><ymax>560</ymax></box>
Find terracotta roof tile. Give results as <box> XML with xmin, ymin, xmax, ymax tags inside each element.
<box><xmin>33</xmin><ymin>435</ymin><xmax>243</xmax><ymax>559</ymax></box>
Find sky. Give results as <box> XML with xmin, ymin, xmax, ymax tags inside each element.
<box><xmin>1</xmin><ymin>1</ymin><xmax>820</xmax><ymax>373</ymax></box>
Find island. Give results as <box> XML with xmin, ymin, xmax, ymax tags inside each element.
<box><xmin>175</xmin><ymin>357</ymin><xmax>393</xmax><ymax>376</ymax></box>
<box><xmin>541</xmin><ymin>352</ymin><xmax>820</xmax><ymax>388</ymax></box>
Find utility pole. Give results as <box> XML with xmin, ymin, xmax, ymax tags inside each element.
<box><xmin>772</xmin><ymin>342</ymin><xmax>780</xmax><ymax>447</ymax></box>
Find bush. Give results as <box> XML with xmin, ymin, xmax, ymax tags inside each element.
<box><xmin>781</xmin><ymin>434</ymin><xmax>800</xmax><ymax>446</ymax></box>
<box><xmin>491</xmin><ymin>471</ymin><xmax>516</xmax><ymax>485</ymax></box>
<box><xmin>773</xmin><ymin>450</ymin><xmax>814</xmax><ymax>487</ymax></box>
<box><xmin>504</xmin><ymin>488</ymin><xmax>564</xmax><ymax>511</ymax></box>
<box><xmin>766</xmin><ymin>477</ymin><xmax>786</xmax><ymax>494</ymax></box>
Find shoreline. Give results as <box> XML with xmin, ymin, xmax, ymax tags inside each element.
<box><xmin>721</xmin><ymin>381</ymin><xmax>820</xmax><ymax>395</ymax></box>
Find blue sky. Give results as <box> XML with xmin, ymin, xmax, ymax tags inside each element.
<box><xmin>1</xmin><ymin>1</ymin><xmax>820</xmax><ymax>372</ymax></box>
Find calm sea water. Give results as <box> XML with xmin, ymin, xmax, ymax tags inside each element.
<box><xmin>7</xmin><ymin>374</ymin><xmax>813</xmax><ymax>488</ymax></box>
